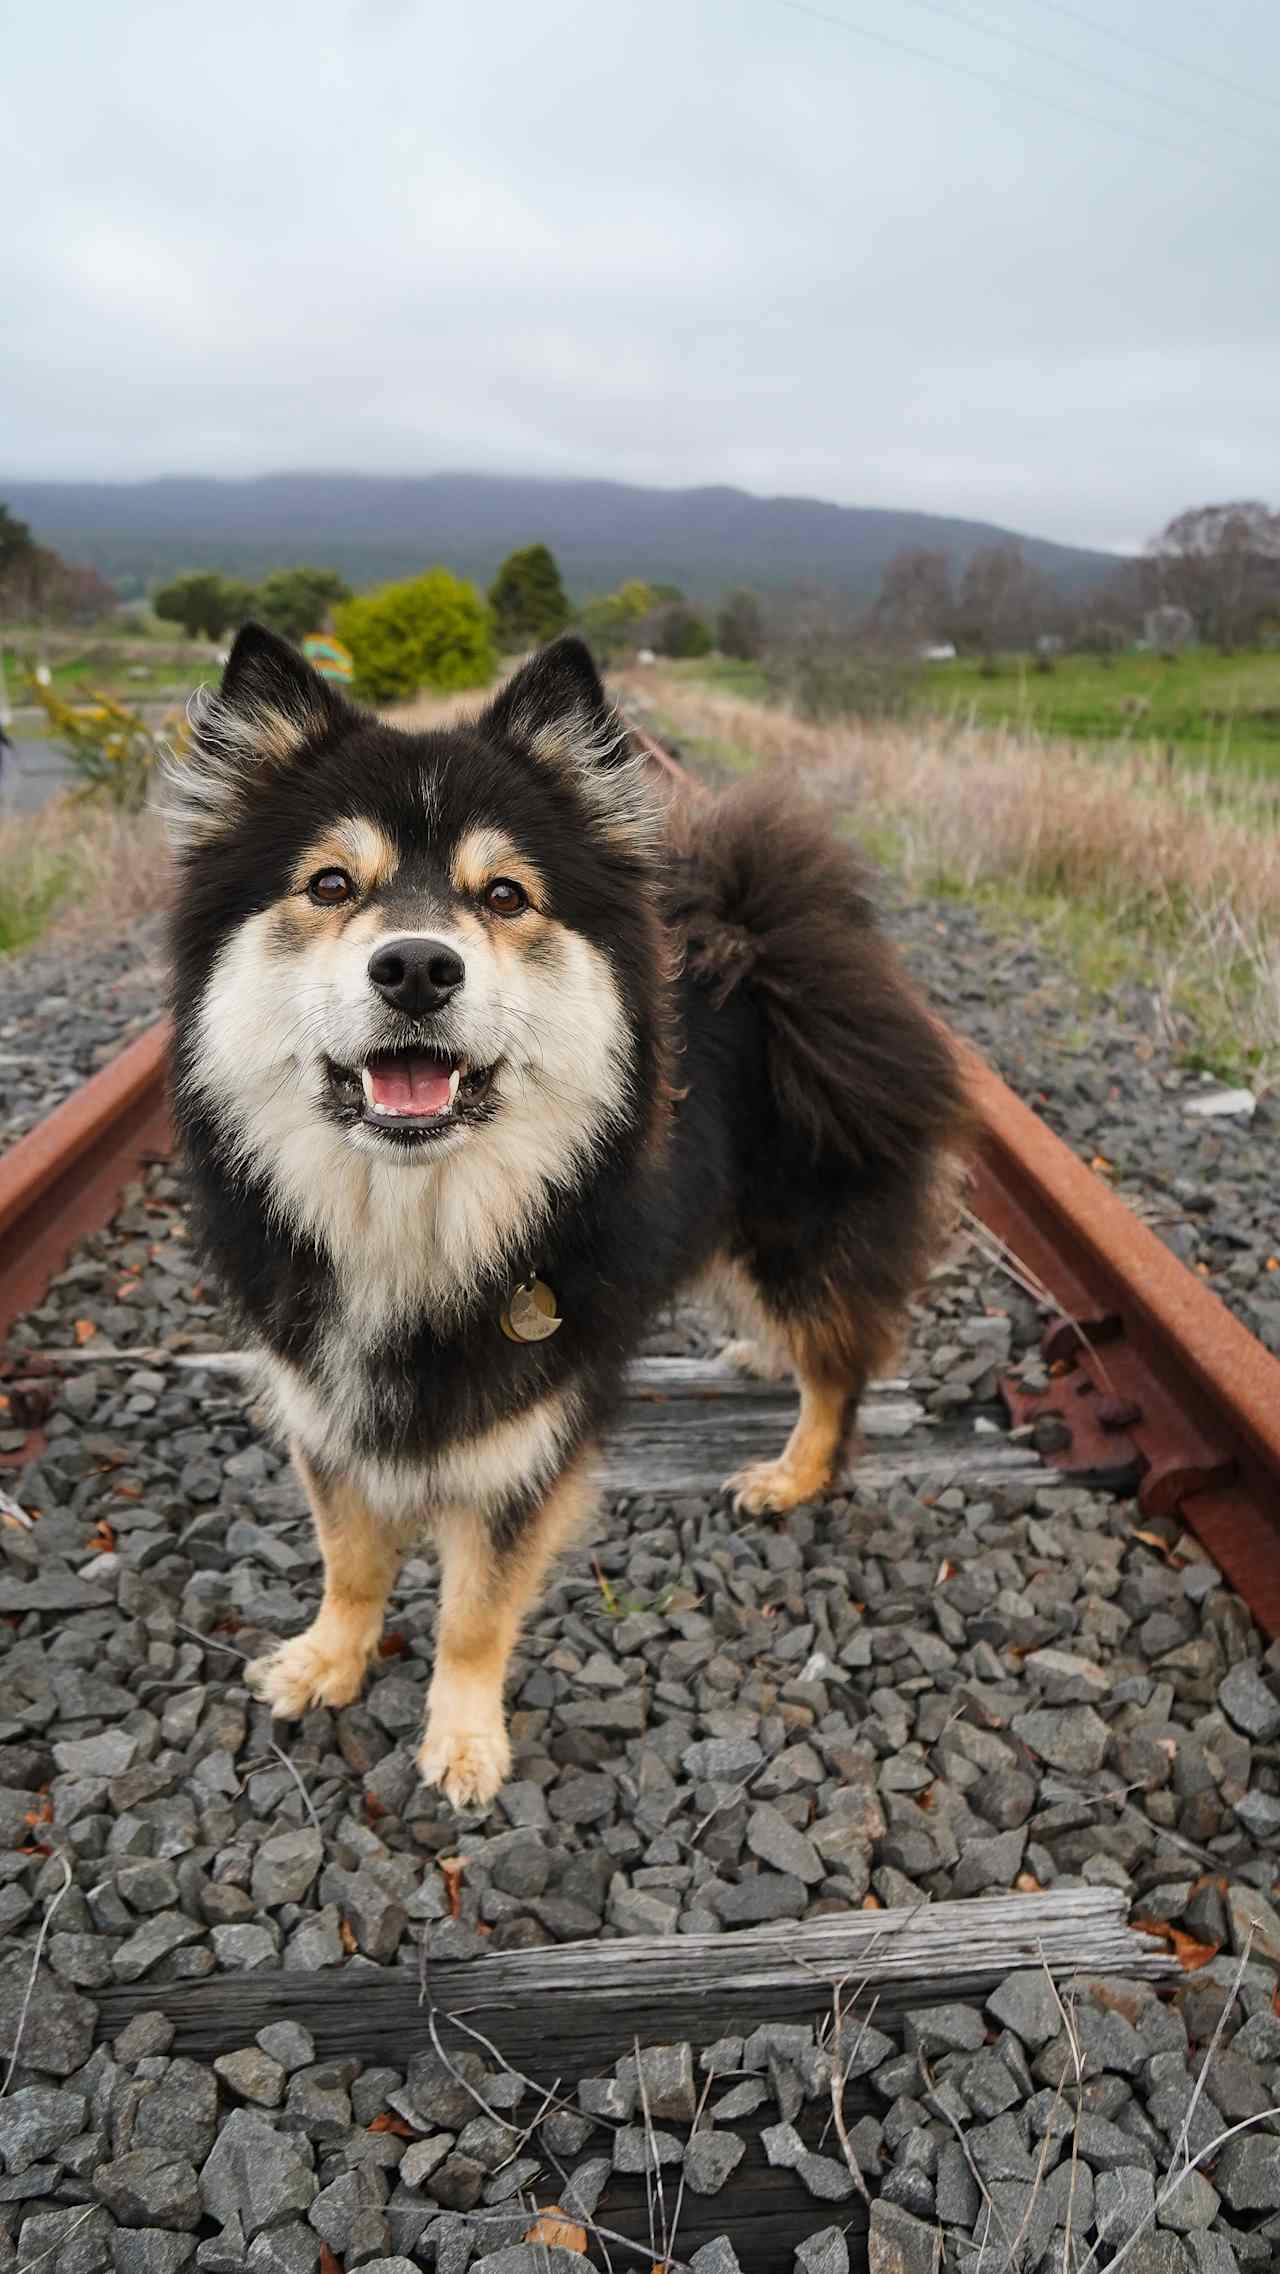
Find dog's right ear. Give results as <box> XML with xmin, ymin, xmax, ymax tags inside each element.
<box><xmin>162</xmin><ymin>623</ymin><xmax>353</xmax><ymax>854</ymax></box>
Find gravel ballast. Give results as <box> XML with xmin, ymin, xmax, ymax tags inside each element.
<box><xmin>0</xmin><ymin>1152</ymin><xmax>1277</xmax><ymax>2268</ymax></box>
<box><xmin>0</xmin><ymin>918</ymin><xmax>168</xmax><ymax>1152</ymax></box>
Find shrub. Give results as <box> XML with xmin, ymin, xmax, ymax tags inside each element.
<box><xmin>763</xmin><ymin>641</ymin><xmax>919</xmax><ymax>722</ymax></box>
<box><xmin>654</xmin><ymin>603</ymin><xmax>713</xmax><ymax>659</ymax></box>
<box><xmin>333</xmin><ymin>570</ymin><xmax>495</xmax><ymax>703</ymax></box>
<box><xmin>152</xmin><ymin>572</ymin><xmax>254</xmax><ymax>641</ymax></box>
<box><xmin>253</xmin><ymin>567</ymin><xmax>351</xmax><ymax>644</ymax></box>
<box><xmin>488</xmin><ymin>544</ymin><xmax>570</xmax><ymax>649</ymax></box>
<box><xmin>27</xmin><ymin>677</ymin><xmax>166</xmax><ymax>810</ymax></box>
<box><xmin>716</xmin><ymin>588</ymin><xmax>765</xmax><ymax>661</ymax></box>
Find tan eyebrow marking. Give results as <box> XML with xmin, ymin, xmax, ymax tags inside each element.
<box><xmin>289</xmin><ymin>817</ymin><xmax>399</xmax><ymax>895</ymax></box>
<box><xmin>451</xmin><ymin>825</ymin><xmax>546</xmax><ymax>904</ymax></box>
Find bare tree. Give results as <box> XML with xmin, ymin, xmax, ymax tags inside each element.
<box><xmin>953</xmin><ymin>543</ymin><xmax>1052</xmax><ymax>657</ymax></box>
<box><xmin>1148</xmin><ymin>500</ymin><xmax>1280</xmax><ymax>651</ymax></box>
<box><xmin>871</xmin><ymin>549</ymin><xmax>954</xmax><ymax>648</ymax></box>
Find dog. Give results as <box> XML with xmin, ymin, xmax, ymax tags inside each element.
<box><xmin>165</xmin><ymin>625</ymin><xmax>968</xmax><ymax>1809</ymax></box>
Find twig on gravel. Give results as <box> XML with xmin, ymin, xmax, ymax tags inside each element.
<box><xmin>0</xmin><ymin>1847</ymin><xmax>72</xmax><ymax>2098</ymax></box>
<box><xmin>441</xmin><ymin>2009</ymin><xmax>626</xmax><ymax>2134</ymax></box>
<box><xmin>1074</xmin><ymin>1932</ymin><xmax>1267</xmax><ymax>2274</ymax></box>
<box><xmin>634</xmin><ymin>2031</ymin><xmax>670</xmax><ymax>2269</ymax></box>
<box><xmin>923</xmin><ymin>2047</ymin><xmax>1016</xmax><ymax>2269</ymax></box>
<box><xmin>960</xmin><ymin>1205</ymin><xmax>1117</xmax><ymax>1392</ymax></box>
<box><xmin>828</xmin><ymin>1976</ymin><xmax>873</xmax><ymax>2206</ymax></box>
<box><xmin>170</xmin><ymin>1616</ymin><xmax>252</xmax><ymax>1660</ymax></box>
<box><xmin>1170</xmin><ymin>1928</ymin><xmax>1253</xmax><ymax>2182</ymax></box>
<box><xmin>260</xmin><ymin>1740</ymin><xmax>323</xmax><ymax>1834</ymax></box>
<box><xmin>11</xmin><ymin>2205</ymin><xmax>98</xmax><ymax>2270</ymax></box>
<box><xmin>424</xmin><ymin>2007</ymin><xmax>520</xmax><ymax>2144</ymax></box>
<box><xmin>662</xmin><ymin>2066</ymin><xmax>717</xmax><ymax>2271</ymax></box>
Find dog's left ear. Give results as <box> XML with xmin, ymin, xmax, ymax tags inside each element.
<box><xmin>481</xmin><ymin>637</ymin><xmax>658</xmax><ymax>857</ymax></box>
<box><xmin>163</xmin><ymin>623</ymin><xmax>354</xmax><ymax>854</ymax></box>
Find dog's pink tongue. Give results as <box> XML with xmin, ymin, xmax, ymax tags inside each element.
<box><xmin>368</xmin><ymin>1054</ymin><xmax>453</xmax><ymax>1114</ymax></box>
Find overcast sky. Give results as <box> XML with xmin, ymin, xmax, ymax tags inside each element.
<box><xmin>6</xmin><ymin>0</ymin><xmax>1278</xmax><ymax>552</ymax></box>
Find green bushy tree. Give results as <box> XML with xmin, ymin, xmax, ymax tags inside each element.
<box><xmin>333</xmin><ymin>568</ymin><xmax>495</xmax><ymax>702</ymax></box>
<box><xmin>152</xmin><ymin>571</ymin><xmax>254</xmax><ymax>641</ymax></box>
<box><xmin>488</xmin><ymin>543</ymin><xmax>570</xmax><ymax>649</ymax></box>
<box><xmin>252</xmin><ymin>566</ymin><xmax>351</xmax><ymax>644</ymax></box>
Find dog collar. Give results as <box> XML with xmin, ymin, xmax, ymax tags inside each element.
<box><xmin>499</xmin><ymin>1276</ymin><xmax>562</xmax><ymax>1343</ymax></box>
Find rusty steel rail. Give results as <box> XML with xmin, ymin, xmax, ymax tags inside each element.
<box><xmin>0</xmin><ymin>1020</ymin><xmax>172</xmax><ymax>1349</ymax></box>
<box><xmin>965</xmin><ymin>1043</ymin><xmax>1280</xmax><ymax>1638</ymax></box>
<box><xmin>1</xmin><ymin>726</ymin><xmax>1278</xmax><ymax>1631</ymax></box>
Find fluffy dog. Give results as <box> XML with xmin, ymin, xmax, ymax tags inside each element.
<box><xmin>166</xmin><ymin>626</ymin><xmax>967</xmax><ymax>1807</ymax></box>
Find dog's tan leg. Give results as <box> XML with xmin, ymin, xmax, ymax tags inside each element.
<box><xmin>247</xmin><ymin>1451</ymin><xmax>402</xmax><ymax>1718</ymax></box>
<box><xmin>726</xmin><ymin>1360</ymin><xmax>854</xmax><ymax>1516</ymax></box>
<box><xmin>419</xmin><ymin>1459</ymin><xmax>594</xmax><ymax>1811</ymax></box>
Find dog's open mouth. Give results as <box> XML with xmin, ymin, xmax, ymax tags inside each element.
<box><xmin>326</xmin><ymin>1051</ymin><xmax>497</xmax><ymax>1140</ymax></box>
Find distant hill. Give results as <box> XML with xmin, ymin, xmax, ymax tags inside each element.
<box><xmin>1</xmin><ymin>471</ymin><xmax>1122</xmax><ymax>602</ymax></box>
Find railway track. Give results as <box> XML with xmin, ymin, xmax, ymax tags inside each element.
<box><xmin>4</xmin><ymin>727</ymin><xmax>1278</xmax><ymax>1631</ymax></box>
<box><xmin>3</xmin><ymin>724</ymin><xmax>1278</xmax><ymax>2274</ymax></box>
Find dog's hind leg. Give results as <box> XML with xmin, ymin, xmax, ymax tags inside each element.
<box><xmin>419</xmin><ymin>1458</ymin><xmax>595</xmax><ymax>1812</ymax></box>
<box><xmin>725</xmin><ymin>1347</ymin><xmax>855</xmax><ymax>1516</ymax></box>
<box><xmin>246</xmin><ymin>1450</ymin><xmax>403</xmax><ymax>1719</ymax></box>
<box><xmin>725</xmin><ymin>1300</ymin><xmax>902</xmax><ymax>1517</ymax></box>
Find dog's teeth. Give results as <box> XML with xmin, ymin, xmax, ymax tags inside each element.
<box><xmin>361</xmin><ymin>1067</ymin><xmax>375</xmax><ymax>1105</ymax></box>
<box><xmin>447</xmin><ymin>1068</ymin><xmax>461</xmax><ymax>1107</ymax></box>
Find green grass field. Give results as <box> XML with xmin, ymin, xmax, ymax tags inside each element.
<box><xmin>918</xmin><ymin>646</ymin><xmax>1280</xmax><ymax>776</ymax></box>
<box><xmin>673</xmin><ymin>645</ymin><xmax>1280</xmax><ymax>778</ymax></box>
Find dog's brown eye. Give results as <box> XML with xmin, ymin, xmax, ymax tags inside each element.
<box><xmin>308</xmin><ymin>868</ymin><xmax>355</xmax><ymax>907</ymax></box>
<box><xmin>484</xmin><ymin>878</ymin><xmax>528</xmax><ymax>916</ymax></box>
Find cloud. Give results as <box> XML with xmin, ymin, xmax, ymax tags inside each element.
<box><xmin>4</xmin><ymin>0</ymin><xmax>1276</xmax><ymax>551</ymax></box>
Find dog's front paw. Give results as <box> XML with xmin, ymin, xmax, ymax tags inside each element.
<box><xmin>725</xmin><ymin>1453</ymin><xmax>830</xmax><ymax>1516</ymax></box>
<box><xmin>246</xmin><ymin>1629</ymin><xmax>371</xmax><ymax>1719</ymax></box>
<box><xmin>417</xmin><ymin>1718</ymin><xmax>511</xmax><ymax>1812</ymax></box>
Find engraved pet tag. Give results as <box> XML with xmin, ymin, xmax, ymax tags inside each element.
<box><xmin>500</xmin><ymin>1277</ymin><xmax>562</xmax><ymax>1342</ymax></box>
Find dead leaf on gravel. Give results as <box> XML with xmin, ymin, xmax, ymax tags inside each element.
<box><xmin>73</xmin><ymin>1319</ymin><xmax>96</xmax><ymax>1345</ymax></box>
<box><xmin>439</xmin><ymin>1855</ymin><xmax>467</xmax><ymax>1920</ymax></box>
<box><xmin>524</xmin><ymin>2209</ymin><xmax>588</xmax><ymax>2249</ymax></box>
<box><xmin>1132</xmin><ymin>1918</ymin><xmax>1220</xmax><ymax>1970</ymax></box>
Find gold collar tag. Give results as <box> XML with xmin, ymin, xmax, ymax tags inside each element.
<box><xmin>500</xmin><ymin>1277</ymin><xmax>562</xmax><ymax>1343</ymax></box>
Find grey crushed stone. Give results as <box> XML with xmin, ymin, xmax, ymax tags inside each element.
<box><xmin>0</xmin><ymin>916</ymin><xmax>167</xmax><ymax>1150</ymax></box>
<box><xmin>4</xmin><ymin>912</ymin><xmax>1280</xmax><ymax>2270</ymax></box>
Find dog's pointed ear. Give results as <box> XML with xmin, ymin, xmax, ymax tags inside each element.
<box><xmin>480</xmin><ymin>637</ymin><xmax>659</xmax><ymax>859</ymax></box>
<box><xmin>483</xmin><ymin>636</ymin><xmax>609</xmax><ymax>754</ymax></box>
<box><xmin>163</xmin><ymin>622</ymin><xmax>354</xmax><ymax>854</ymax></box>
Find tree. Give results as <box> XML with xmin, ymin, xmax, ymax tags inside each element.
<box><xmin>1148</xmin><ymin>501</ymin><xmax>1280</xmax><ymax>652</ymax></box>
<box><xmin>953</xmin><ymin>544</ymin><xmax>1048</xmax><ymax>657</ymax></box>
<box><xmin>0</xmin><ymin>504</ymin><xmax>34</xmax><ymax>579</ymax></box>
<box><xmin>716</xmin><ymin>588</ymin><xmax>764</xmax><ymax>660</ymax></box>
<box><xmin>871</xmin><ymin>550</ymin><xmax>954</xmax><ymax>648</ymax></box>
<box><xmin>153</xmin><ymin>571</ymin><xmax>254</xmax><ymax>641</ymax></box>
<box><xmin>575</xmin><ymin>580</ymin><xmax>657</xmax><ymax>660</ymax></box>
<box><xmin>653</xmin><ymin>603</ymin><xmax>713</xmax><ymax>659</ymax></box>
<box><xmin>333</xmin><ymin>568</ymin><xmax>495</xmax><ymax>702</ymax></box>
<box><xmin>488</xmin><ymin>544</ymin><xmax>570</xmax><ymax>650</ymax></box>
<box><xmin>252</xmin><ymin>566</ymin><xmax>351</xmax><ymax>644</ymax></box>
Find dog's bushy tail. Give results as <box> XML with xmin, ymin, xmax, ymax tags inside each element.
<box><xmin>667</xmin><ymin>777</ymin><xmax>971</xmax><ymax>1173</ymax></box>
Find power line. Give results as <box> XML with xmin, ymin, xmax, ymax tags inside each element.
<box><xmin>893</xmin><ymin>0</ymin><xmax>1279</xmax><ymax>158</ymax></box>
<box><xmin>772</xmin><ymin>0</ymin><xmax>1275</xmax><ymax>184</ymax></box>
<box><xmin>1025</xmin><ymin>0</ymin><xmax>1280</xmax><ymax>121</ymax></box>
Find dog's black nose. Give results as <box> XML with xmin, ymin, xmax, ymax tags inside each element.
<box><xmin>367</xmin><ymin>937</ymin><xmax>465</xmax><ymax>1016</ymax></box>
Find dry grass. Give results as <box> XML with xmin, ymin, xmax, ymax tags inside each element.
<box><xmin>0</xmin><ymin>798</ymin><xmax>172</xmax><ymax>955</ymax></box>
<box><xmin>619</xmin><ymin>667</ymin><xmax>1280</xmax><ymax>1084</ymax></box>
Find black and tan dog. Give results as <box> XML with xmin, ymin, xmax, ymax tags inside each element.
<box><xmin>166</xmin><ymin>627</ymin><xmax>967</xmax><ymax>1807</ymax></box>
